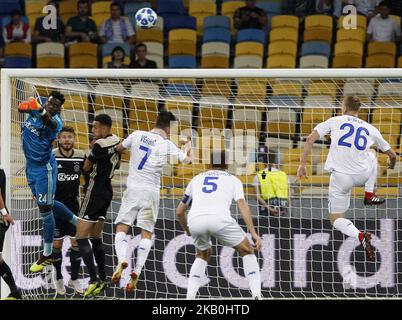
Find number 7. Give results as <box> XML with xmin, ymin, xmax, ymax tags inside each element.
<box><xmin>138</xmin><ymin>145</ymin><xmax>152</xmax><ymax>170</ymax></box>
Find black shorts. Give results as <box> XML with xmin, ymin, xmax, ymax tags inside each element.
<box><xmin>79</xmin><ymin>188</ymin><xmax>112</xmax><ymax>222</ymax></box>
<box><xmin>0</xmin><ymin>221</ymin><xmax>10</xmax><ymax>253</ymax></box>
<box><xmin>54</xmin><ymin>218</ymin><xmax>76</xmax><ymax>240</ymax></box>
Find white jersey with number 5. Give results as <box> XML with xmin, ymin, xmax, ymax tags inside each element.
<box><xmin>314</xmin><ymin>115</ymin><xmax>391</xmax><ymax>175</ymax></box>
<box><xmin>183</xmin><ymin>170</ymin><xmax>245</xmax><ymax>223</ymax></box>
<box><xmin>122</xmin><ymin>130</ymin><xmax>186</xmax><ymax>192</ymax></box>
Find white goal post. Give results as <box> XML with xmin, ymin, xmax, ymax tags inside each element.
<box><xmin>1</xmin><ymin>68</ymin><xmax>401</xmax><ymax>299</ymax></box>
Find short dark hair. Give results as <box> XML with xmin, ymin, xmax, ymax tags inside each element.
<box><xmin>77</xmin><ymin>0</ymin><xmax>89</xmax><ymax>7</ymax></box>
<box><xmin>112</xmin><ymin>46</ymin><xmax>125</xmax><ymax>57</ymax></box>
<box><xmin>10</xmin><ymin>9</ymin><xmax>21</xmax><ymax>17</ymax></box>
<box><xmin>110</xmin><ymin>1</ymin><xmax>123</xmax><ymax>12</ymax></box>
<box><xmin>378</xmin><ymin>1</ymin><xmax>390</xmax><ymax>8</ymax></box>
<box><xmin>94</xmin><ymin>113</ymin><xmax>112</xmax><ymax>127</ymax></box>
<box><xmin>50</xmin><ymin>91</ymin><xmax>65</xmax><ymax>105</ymax></box>
<box><xmin>156</xmin><ymin>111</ymin><xmax>176</xmax><ymax>129</ymax></box>
<box><xmin>210</xmin><ymin>150</ymin><xmax>229</xmax><ymax>169</ymax></box>
<box><xmin>135</xmin><ymin>43</ymin><xmax>147</xmax><ymax>51</ymax></box>
<box><xmin>59</xmin><ymin>126</ymin><xmax>76</xmax><ymax>137</ymax></box>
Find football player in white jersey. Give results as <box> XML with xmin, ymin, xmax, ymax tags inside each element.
<box><xmin>176</xmin><ymin>151</ymin><xmax>262</xmax><ymax>300</ymax></box>
<box><xmin>112</xmin><ymin>111</ymin><xmax>193</xmax><ymax>291</ymax></box>
<box><xmin>297</xmin><ymin>96</ymin><xmax>397</xmax><ymax>260</ymax></box>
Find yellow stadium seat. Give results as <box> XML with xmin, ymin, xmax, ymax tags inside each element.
<box><xmin>59</xmin><ymin>0</ymin><xmax>77</xmax><ymax>24</ymax></box>
<box><xmin>390</xmin><ymin>14</ymin><xmax>401</xmax><ymax>25</ymax></box>
<box><xmin>381</xmin><ymin>134</ymin><xmax>399</xmax><ymax>149</ymax></box>
<box><xmin>307</xmin><ymin>81</ymin><xmax>337</xmax><ymax>98</ymax></box>
<box><xmin>28</xmin><ymin>14</ymin><xmax>45</xmax><ymax>30</ymax></box>
<box><xmin>70</xmin><ymin>56</ymin><xmax>98</xmax><ymax>68</ymax></box>
<box><xmin>332</xmin><ymin>55</ymin><xmax>362</xmax><ymax>68</ymax></box>
<box><xmin>169</xmin><ymin>29</ymin><xmax>197</xmax><ymax>44</ymax></box>
<box><xmin>272</xmin><ymin>81</ymin><xmax>303</xmax><ymax>97</ymax></box>
<box><xmin>202</xmin><ymin>42</ymin><xmax>230</xmax><ymax>57</ymax></box>
<box><xmin>338</xmin><ymin>14</ymin><xmax>367</xmax><ymax>30</ymax></box>
<box><xmin>137</xmin><ymin>29</ymin><xmax>164</xmax><ymax>43</ymax></box>
<box><xmin>92</xmin><ymin>1</ymin><xmax>110</xmax><ymax>15</ymax></box>
<box><xmin>267</xmin><ymin>54</ymin><xmax>296</xmax><ymax>68</ymax></box>
<box><xmin>268</xmin><ymin>41</ymin><xmax>297</xmax><ymax>57</ymax></box>
<box><xmin>372</xmin><ymin>108</ymin><xmax>402</xmax><ymax>123</ymax></box>
<box><xmin>37</xmin><ymin>56</ymin><xmax>65</xmax><ymax>68</ymax></box>
<box><xmin>336</xmin><ymin>28</ymin><xmax>366</xmax><ymax>43</ymax></box>
<box><xmin>234</xmin><ymin>55</ymin><xmax>263</xmax><ymax>68</ymax></box>
<box><xmin>37</xmin><ymin>42</ymin><xmax>65</xmax><ymax>57</ymax></box>
<box><xmin>366</xmin><ymin>54</ymin><xmax>395</xmax><ymax>68</ymax></box>
<box><xmin>270</xmin><ymin>27</ymin><xmax>298</xmax><ymax>43</ymax></box>
<box><xmin>92</xmin><ymin>13</ymin><xmax>109</xmax><ymax>28</ymax></box>
<box><xmin>305</xmin><ymin>15</ymin><xmax>333</xmax><ymax>30</ymax></box>
<box><xmin>221</xmin><ymin>0</ymin><xmax>245</xmax><ymax>33</ymax></box>
<box><xmin>282</xmin><ymin>163</ymin><xmax>312</xmax><ymax>176</ymax></box>
<box><xmin>202</xmin><ymin>79</ymin><xmax>232</xmax><ymax>97</ymax></box>
<box><xmin>199</xmin><ymin>104</ymin><xmax>228</xmax><ymax>129</ymax></box>
<box><xmin>398</xmin><ymin>56</ymin><xmax>402</xmax><ymax>68</ymax></box>
<box><xmin>335</xmin><ymin>41</ymin><xmax>363</xmax><ymax>56</ymax></box>
<box><xmin>372</xmin><ymin>122</ymin><xmax>400</xmax><ymax>135</ymax></box>
<box><xmin>271</xmin><ymin>15</ymin><xmax>299</xmax><ymax>30</ymax></box>
<box><xmin>201</xmin><ymin>55</ymin><xmax>229</xmax><ymax>68</ymax></box>
<box><xmin>304</xmin><ymin>28</ymin><xmax>332</xmax><ymax>43</ymax></box>
<box><xmin>235</xmin><ymin>41</ymin><xmax>264</xmax><ymax>57</ymax></box>
<box><xmin>301</xmin><ymin>108</ymin><xmax>333</xmax><ymax>134</ymax></box>
<box><xmin>69</xmin><ymin>42</ymin><xmax>97</xmax><ymax>58</ymax></box>
<box><xmin>169</xmin><ymin>41</ymin><xmax>196</xmax><ymax>56</ymax></box>
<box><xmin>237</xmin><ymin>79</ymin><xmax>268</xmax><ymax>99</ymax></box>
<box><xmin>26</xmin><ymin>1</ymin><xmax>47</xmax><ymax>15</ymax></box>
<box><xmin>367</xmin><ymin>42</ymin><xmax>397</xmax><ymax>57</ymax></box>
<box><xmin>189</xmin><ymin>0</ymin><xmax>216</xmax><ymax>35</ymax></box>
<box><xmin>232</xmin><ymin>108</ymin><xmax>262</xmax><ymax>132</ymax></box>
<box><xmin>283</xmin><ymin>148</ymin><xmax>312</xmax><ymax>164</ymax></box>
<box><xmin>63</xmin><ymin>95</ymin><xmax>88</xmax><ymax>111</ymax></box>
<box><xmin>4</xmin><ymin>43</ymin><xmax>32</xmax><ymax>58</ymax></box>
<box><xmin>102</xmin><ymin>55</ymin><xmax>131</xmax><ymax>66</ymax></box>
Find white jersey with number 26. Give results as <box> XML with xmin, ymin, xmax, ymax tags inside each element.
<box><xmin>183</xmin><ymin>170</ymin><xmax>245</xmax><ymax>222</ymax></box>
<box><xmin>314</xmin><ymin>115</ymin><xmax>391</xmax><ymax>175</ymax></box>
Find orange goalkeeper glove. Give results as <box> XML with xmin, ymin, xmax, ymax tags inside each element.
<box><xmin>18</xmin><ymin>97</ymin><xmax>43</xmax><ymax>113</ymax></box>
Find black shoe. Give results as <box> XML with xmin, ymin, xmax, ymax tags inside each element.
<box><xmin>359</xmin><ymin>232</ymin><xmax>375</xmax><ymax>261</ymax></box>
<box><xmin>364</xmin><ymin>195</ymin><xmax>385</xmax><ymax>206</ymax></box>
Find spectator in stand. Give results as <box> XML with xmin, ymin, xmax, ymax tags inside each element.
<box><xmin>233</xmin><ymin>0</ymin><xmax>267</xmax><ymax>31</ymax></box>
<box><xmin>316</xmin><ymin>0</ymin><xmax>333</xmax><ymax>15</ymax></box>
<box><xmin>367</xmin><ymin>1</ymin><xmax>401</xmax><ymax>42</ymax></box>
<box><xmin>346</xmin><ymin>0</ymin><xmax>381</xmax><ymax>19</ymax></box>
<box><xmin>33</xmin><ymin>1</ymin><xmax>65</xmax><ymax>43</ymax></box>
<box><xmin>99</xmin><ymin>2</ymin><xmax>135</xmax><ymax>45</ymax></box>
<box><xmin>3</xmin><ymin>10</ymin><xmax>31</xmax><ymax>44</ymax></box>
<box><xmin>66</xmin><ymin>0</ymin><xmax>98</xmax><ymax>44</ymax></box>
<box><xmin>104</xmin><ymin>46</ymin><xmax>129</xmax><ymax>68</ymax></box>
<box><xmin>129</xmin><ymin>43</ymin><xmax>157</xmax><ymax>68</ymax></box>
<box><xmin>287</xmin><ymin>0</ymin><xmax>316</xmax><ymax>22</ymax></box>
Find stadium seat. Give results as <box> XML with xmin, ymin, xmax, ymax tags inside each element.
<box><xmin>281</xmin><ymin>148</ymin><xmax>312</xmax><ymax>176</ymax></box>
<box><xmin>168</xmin><ymin>16</ymin><xmax>197</xmax><ymax>31</ymax></box>
<box><xmin>256</xmin><ymin>1</ymin><xmax>281</xmax><ymax>14</ymax></box>
<box><xmin>378</xmin><ymin>81</ymin><xmax>402</xmax><ymax>96</ymax></box>
<box><xmin>268</xmin><ymin>41</ymin><xmax>297</xmax><ymax>57</ymax></box>
<box><xmin>202</xmin><ymin>42</ymin><xmax>230</xmax><ymax>57</ymax></box>
<box><xmin>236</xmin><ymin>41</ymin><xmax>264</xmax><ymax>57</ymax></box>
<box><xmin>221</xmin><ymin>0</ymin><xmax>245</xmax><ymax>33</ymax></box>
<box><xmin>307</xmin><ymin>81</ymin><xmax>337</xmax><ymax>99</ymax></box>
<box><xmin>343</xmin><ymin>80</ymin><xmax>375</xmax><ymax>99</ymax></box>
<box><xmin>336</xmin><ymin>28</ymin><xmax>366</xmax><ymax>43</ymax></box>
<box><xmin>189</xmin><ymin>0</ymin><xmax>217</xmax><ymax>35</ymax></box>
<box><xmin>4</xmin><ymin>43</ymin><xmax>32</xmax><ymax>58</ymax></box>
<box><xmin>62</xmin><ymin>94</ymin><xmax>88</xmax><ymax>111</ymax></box>
<box><xmin>271</xmin><ymin>15</ymin><xmax>298</xmax><ymax>30</ymax></box>
<box><xmin>37</xmin><ymin>42</ymin><xmax>65</xmax><ymax>58</ymax></box>
<box><xmin>202</xmin><ymin>79</ymin><xmax>232</xmax><ymax>97</ymax></box>
<box><xmin>165</xmin><ymin>98</ymin><xmax>193</xmax><ymax>129</ymax></box>
<box><xmin>237</xmin><ymin>79</ymin><xmax>268</xmax><ymax>100</ymax></box>
<box><xmin>204</xmin><ymin>15</ymin><xmax>231</xmax><ymax>30</ymax></box>
<box><xmin>367</xmin><ymin>42</ymin><xmax>397</xmax><ymax>57</ymax></box>
<box><xmin>338</xmin><ymin>14</ymin><xmax>367</xmax><ymax>30</ymax></box>
<box><xmin>332</xmin><ymin>55</ymin><xmax>362</xmax><ymax>68</ymax></box>
<box><xmin>232</xmin><ymin>108</ymin><xmax>263</xmax><ymax>132</ymax></box>
<box><xmin>169</xmin><ymin>29</ymin><xmax>197</xmax><ymax>44</ymax></box>
<box><xmin>4</xmin><ymin>56</ymin><xmax>31</xmax><ymax>68</ymax></box>
<box><xmin>398</xmin><ymin>56</ymin><xmax>402</xmax><ymax>68</ymax></box>
<box><xmin>366</xmin><ymin>54</ymin><xmax>395</xmax><ymax>68</ymax></box>
<box><xmin>372</xmin><ymin>108</ymin><xmax>402</xmax><ymax>123</ymax></box>
<box><xmin>169</xmin><ymin>42</ymin><xmax>196</xmax><ymax>56</ymax></box>
<box><xmin>304</xmin><ymin>28</ymin><xmax>332</xmax><ymax>43</ymax></box>
<box><xmin>305</xmin><ymin>14</ymin><xmax>333</xmax><ymax>30</ymax></box>
<box><xmin>59</xmin><ymin>0</ymin><xmax>77</xmax><ymax>24</ymax></box>
<box><xmin>26</xmin><ymin>1</ymin><xmax>46</xmax><ymax>29</ymax></box>
<box><xmin>299</xmin><ymin>55</ymin><xmax>329</xmax><ymax>68</ymax></box>
<box><xmin>267</xmin><ymin>54</ymin><xmax>296</xmax><ymax>68</ymax></box>
<box><xmin>234</xmin><ymin>55</ymin><xmax>263</xmax><ymax>68</ymax></box>
<box><xmin>201</xmin><ymin>55</ymin><xmax>229</xmax><ymax>68</ymax></box>
<box><xmin>136</xmin><ymin>29</ymin><xmax>164</xmax><ymax>43</ymax></box>
<box><xmin>203</xmin><ymin>27</ymin><xmax>231</xmax><ymax>43</ymax></box>
<box><xmin>70</xmin><ymin>42</ymin><xmax>97</xmax><ymax>58</ymax></box>
<box><xmin>269</xmin><ymin>96</ymin><xmax>299</xmax><ymax>107</ymax></box>
<box><xmin>165</xmin><ymin>83</ymin><xmax>195</xmax><ymax>97</ymax></box>
<box><xmin>335</xmin><ymin>41</ymin><xmax>363</xmax><ymax>57</ymax></box>
<box><xmin>301</xmin><ymin>108</ymin><xmax>333</xmax><ymax>134</ymax></box>
<box><xmin>157</xmin><ymin>0</ymin><xmax>186</xmax><ymax>16</ymax></box>
<box><xmin>141</xmin><ymin>41</ymin><xmax>164</xmax><ymax>58</ymax></box>
<box><xmin>272</xmin><ymin>81</ymin><xmax>303</xmax><ymax>98</ymax></box>
<box><xmin>301</xmin><ymin>41</ymin><xmax>330</xmax><ymax>57</ymax></box>
<box><xmin>266</xmin><ymin>108</ymin><xmax>297</xmax><ymax>136</ymax></box>
<box><xmin>199</xmin><ymin>96</ymin><xmax>229</xmax><ymax>129</ymax></box>
<box><xmin>70</xmin><ymin>56</ymin><xmax>98</xmax><ymax>68</ymax></box>
<box><xmin>237</xmin><ymin>28</ymin><xmax>265</xmax><ymax>44</ymax></box>
<box><xmin>270</xmin><ymin>27</ymin><xmax>298</xmax><ymax>43</ymax></box>
<box><xmin>37</xmin><ymin>56</ymin><xmax>65</xmax><ymax>68</ymax></box>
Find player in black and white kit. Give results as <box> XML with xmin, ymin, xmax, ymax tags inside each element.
<box><xmin>75</xmin><ymin>114</ymin><xmax>120</xmax><ymax>298</ymax></box>
<box><xmin>297</xmin><ymin>96</ymin><xmax>397</xmax><ymax>261</ymax></box>
<box><xmin>52</xmin><ymin>126</ymin><xmax>85</xmax><ymax>295</ymax></box>
<box><xmin>0</xmin><ymin>167</ymin><xmax>22</xmax><ymax>299</ymax></box>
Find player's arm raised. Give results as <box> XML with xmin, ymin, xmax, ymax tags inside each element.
<box><xmin>176</xmin><ymin>201</ymin><xmax>191</xmax><ymax>236</ymax></box>
<box><xmin>297</xmin><ymin>130</ymin><xmax>320</xmax><ymax>179</ymax></box>
<box><xmin>181</xmin><ymin>140</ymin><xmax>193</xmax><ymax>164</ymax></box>
<box><xmin>236</xmin><ymin>198</ymin><xmax>261</xmax><ymax>251</ymax></box>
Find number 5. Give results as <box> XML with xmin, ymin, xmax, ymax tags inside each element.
<box><xmin>202</xmin><ymin>177</ymin><xmax>219</xmax><ymax>193</ymax></box>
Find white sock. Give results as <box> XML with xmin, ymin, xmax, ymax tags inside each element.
<box><xmin>333</xmin><ymin>218</ymin><xmax>360</xmax><ymax>239</ymax></box>
<box><xmin>186</xmin><ymin>258</ymin><xmax>207</xmax><ymax>299</ymax></box>
<box><xmin>115</xmin><ymin>232</ymin><xmax>128</xmax><ymax>264</ymax></box>
<box><xmin>242</xmin><ymin>254</ymin><xmax>261</xmax><ymax>299</ymax></box>
<box><xmin>134</xmin><ymin>238</ymin><xmax>152</xmax><ymax>275</ymax></box>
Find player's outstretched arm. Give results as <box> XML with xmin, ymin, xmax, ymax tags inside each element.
<box><xmin>176</xmin><ymin>202</ymin><xmax>190</xmax><ymax>236</ymax></box>
<box><xmin>181</xmin><ymin>141</ymin><xmax>193</xmax><ymax>164</ymax></box>
<box><xmin>297</xmin><ymin>130</ymin><xmax>320</xmax><ymax>179</ymax></box>
<box><xmin>237</xmin><ymin>199</ymin><xmax>261</xmax><ymax>251</ymax></box>
<box><xmin>385</xmin><ymin>148</ymin><xmax>397</xmax><ymax>169</ymax></box>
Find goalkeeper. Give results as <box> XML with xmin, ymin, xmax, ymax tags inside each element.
<box><xmin>19</xmin><ymin>92</ymin><xmax>77</xmax><ymax>273</ymax></box>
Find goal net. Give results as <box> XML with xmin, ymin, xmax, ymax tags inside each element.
<box><xmin>1</xmin><ymin>69</ymin><xmax>401</xmax><ymax>299</ymax></box>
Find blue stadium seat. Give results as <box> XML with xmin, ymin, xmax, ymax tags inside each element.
<box><xmin>204</xmin><ymin>16</ymin><xmax>230</xmax><ymax>30</ymax></box>
<box><xmin>102</xmin><ymin>43</ymin><xmax>131</xmax><ymax>57</ymax></box>
<box><xmin>237</xmin><ymin>28</ymin><xmax>266</xmax><ymax>44</ymax></box>
<box><xmin>165</xmin><ymin>83</ymin><xmax>195</xmax><ymax>96</ymax></box>
<box><xmin>4</xmin><ymin>56</ymin><xmax>31</xmax><ymax>68</ymax></box>
<box><xmin>269</xmin><ymin>96</ymin><xmax>299</xmax><ymax>107</ymax></box>
<box><xmin>157</xmin><ymin>0</ymin><xmax>186</xmax><ymax>16</ymax></box>
<box><xmin>203</xmin><ymin>27</ymin><xmax>231</xmax><ymax>43</ymax></box>
<box><xmin>169</xmin><ymin>15</ymin><xmax>196</xmax><ymax>30</ymax></box>
<box><xmin>124</xmin><ymin>2</ymin><xmax>152</xmax><ymax>15</ymax></box>
<box><xmin>169</xmin><ymin>55</ymin><xmax>197</xmax><ymax>68</ymax></box>
<box><xmin>301</xmin><ymin>41</ymin><xmax>331</xmax><ymax>57</ymax></box>
<box><xmin>0</xmin><ymin>0</ymin><xmax>21</xmax><ymax>16</ymax></box>
<box><xmin>256</xmin><ymin>1</ymin><xmax>282</xmax><ymax>14</ymax></box>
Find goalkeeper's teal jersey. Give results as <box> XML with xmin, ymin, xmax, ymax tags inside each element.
<box><xmin>21</xmin><ymin>110</ymin><xmax>63</xmax><ymax>167</ymax></box>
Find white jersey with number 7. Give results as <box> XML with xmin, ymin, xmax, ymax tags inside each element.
<box><xmin>314</xmin><ymin>115</ymin><xmax>391</xmax><ymax>175</ymax></box>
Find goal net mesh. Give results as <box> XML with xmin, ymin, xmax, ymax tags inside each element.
<box><xmin>3</xmin><ymin>74</ymin><xmax>401</xmax><ymax>299</ymax></box>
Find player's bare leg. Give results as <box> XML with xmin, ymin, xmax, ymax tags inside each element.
<box><xmin>186</xmin><ymin>248</ymin><xmax>211</xmax><ymax>299</ymax></box>
<box><xmin>126</xmin><ymin>228</ymin><xmax>152</xmax><ymax>292</ymax></box>
<box><xmin>234</xmin><ymin>238</ymin><xmax>262</xmax><ymax>300</ymax></box>
<box><xmin>112</xmin><ymin>223</ymin><xmax>130</xmax><ymax>284</ymax></box>
<box><xmin>364</xmin><ymin>152</ymin><xmax>385</xmax><ymax>206</ymax></box>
